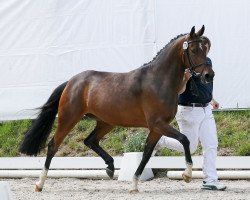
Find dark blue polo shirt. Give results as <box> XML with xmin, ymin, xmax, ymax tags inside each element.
<box><xmin>178</xmin><ymin>57</ymin><xmax>213</xmax><ymax>104</ymax></box>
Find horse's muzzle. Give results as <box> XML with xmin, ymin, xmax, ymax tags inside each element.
<box><xmin>203</xmin><ymin>73</ymin><xmax>214</xmax><ymax>83</ymax></box>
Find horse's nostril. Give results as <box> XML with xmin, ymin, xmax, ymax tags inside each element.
<box><xmin>205</xmin><ymin>74</ymin><xmax>214</xmax><ymax>82</ymax></box>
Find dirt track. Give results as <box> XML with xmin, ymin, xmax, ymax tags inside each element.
<box><xmin>3</xmin><ymin>177</ymin><xmax>250</xmax><ymax>200</ymax></box>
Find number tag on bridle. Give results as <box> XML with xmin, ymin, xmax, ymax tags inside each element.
<box><xmin>183</xmin><ymin>41</ymin><xmax>188</xmax><ymax>50</ymax></box>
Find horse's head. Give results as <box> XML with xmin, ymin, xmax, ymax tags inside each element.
<box><xmin>182</xmin><ymin>25</ymin><xmax>215</xmax><ymax>83</ymax></box>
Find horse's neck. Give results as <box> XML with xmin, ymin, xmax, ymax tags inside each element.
<box><xmin>153</xmin><ymin>48</ymin><xmax>184</xmax><ymax>94</ymax></box>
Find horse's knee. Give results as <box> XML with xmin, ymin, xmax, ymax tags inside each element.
<box><xmin>179</xmin><ymin>134</ymin><xmax>190</xmax><ymax>148</ymax></box>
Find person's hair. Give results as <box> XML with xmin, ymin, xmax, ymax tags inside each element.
<box><xmin>201</xmin><ymin>36</ymin><xmax>211</xmax><ymax>49</ymax></box>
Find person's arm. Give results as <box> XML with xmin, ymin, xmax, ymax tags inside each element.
<box><xmin>178</xmin><ymin>69</ymin><xmax>192</xmax><ymax>94</ymax></box>
<box><xmin>210</xmin><ymin>98</ymin><xmax>219</xmax><ymax>109</ymax></box>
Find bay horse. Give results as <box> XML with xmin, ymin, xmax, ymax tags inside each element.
<box><xmin>19</xmin><ymin>25</ymin><xmax>214</xmax><ymax>192</ymax></box>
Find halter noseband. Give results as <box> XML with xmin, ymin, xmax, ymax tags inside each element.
<box><xmin>183</xmin><ymin>39</ymin><xmax>207</xmax><ymax>76</ymax></box>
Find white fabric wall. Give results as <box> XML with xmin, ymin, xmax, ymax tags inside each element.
<box><xmin>0</xmin><ymin>0</ymin><xmax>156</xmax><ymax>120</ymax></box>
<box><xmin>0</xmin><ymin>0</ymin><xmax>249</xmax><ymax>121</ymax></box>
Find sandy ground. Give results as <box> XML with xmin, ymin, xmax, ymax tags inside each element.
<box><xmin>2</xmin><ymin>177</ymin><xmax>250</xmax><ymax>200</ymax></box>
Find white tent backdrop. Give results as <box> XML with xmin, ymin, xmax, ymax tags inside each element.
<box><xmin>0</xmin><ymin>0</ymin><xmax>249</xmax><ymax>121</ymax></box>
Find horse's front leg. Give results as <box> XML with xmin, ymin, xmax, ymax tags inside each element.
<box><xmin>162</xmin><ymin>125</ymin><xmax>193</xmax><ymax>182</ymax></box>
<box><xmin>130</xmin><ymin>132</ymin><xmax>161</xmax><ymax>193</ymax></box>
<box><xmin>153</xmin><ymin>122</ymin><xmax>193</xmax><ymax>183</ymax></box>
<box><xmin>131</xmin><ymin>120</ymin><xmax>193</xmax><ymax>193</ymax></box>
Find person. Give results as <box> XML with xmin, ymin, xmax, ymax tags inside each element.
<box><xmin>156</xmin><ymin>36</ymin><xmax>226</xmax><ymax>191</ymax></box>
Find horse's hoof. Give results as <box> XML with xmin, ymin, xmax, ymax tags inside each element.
<box><xmin>35</xmin><ymin>184</ymin><xmax>42</xmax><ymax>192</ymax></box>
<box><xmin>106</xmin><ymin>167</ymin><xmax>114</xmax><ymax>179</ymax></box>
<box><xmin>182</xmin><ymin>173</ymin><xmax>192</xmax><ymax>183</ymax></box>
<box><xmin>129</xmin><ymin>189</ymin><xmax>139</xmax><ymax>194</ymax></box>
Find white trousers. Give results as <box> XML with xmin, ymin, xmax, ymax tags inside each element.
<box><xmin>157</xmin><ymin>105</ymin><xmax>218</xmax><ymax>182</ymax></box>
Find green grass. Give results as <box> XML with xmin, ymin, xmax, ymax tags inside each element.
<box><xmin>0</xmin><ymin>120</ymin><xmax>32</xmax><ymax>156</ymax></box>
<box><xmin>215</xmin><ymin>110</ymin><xmax>250</xmax><ymax>156</ymax></box>
<box><xmin>0</xmin><ymin>110</ymin><xmax>249</xmax><ymax>157</ymax></box>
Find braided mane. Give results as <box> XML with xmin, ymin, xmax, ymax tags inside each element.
<box><xmin>143</xmin><ymin>33</ymin><xmax>187</xmax><ymax>67</ymax></box>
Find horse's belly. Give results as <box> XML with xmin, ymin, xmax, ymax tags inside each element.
<box><xmin>89</xmin><ymin>107</ymin><xmax>147</xmax><ymax>127</ymax></box>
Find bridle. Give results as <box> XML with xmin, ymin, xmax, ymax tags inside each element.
<box><xmin>182</xmin><ymin>39</ymin><xmax>207</xmax><ymax>76</ymax></box>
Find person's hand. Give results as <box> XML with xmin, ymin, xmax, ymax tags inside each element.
<box><xmin>179</xmin><ymin>69</ymin><xmax>192</xmax><ymax>94</ymax></box>
<box><xmin>183</xmin><ymin>69</ymin><xmax>192</xmax><ymax>81</ymax></box>
<box><xmin>211</xmin><ymin>99</ymin><xmax>219</xmax><ymax>109</ymax></box>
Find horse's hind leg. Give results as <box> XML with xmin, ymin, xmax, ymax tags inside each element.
<box><xmin>84</xmin><ymin>120</ymin><xmax>114</xmax><ymax>178</ymax></box>
<box><xmin>35</xmin><ymin>105</ymin><xmax>84</xmax><ymax>192</ymax></box>
<box><xmin>131</xmin><ymin>131</ymin><xmax>161</xmax><ymax>193</ymax></box>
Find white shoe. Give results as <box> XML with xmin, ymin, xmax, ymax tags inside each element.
<box><xmin>201</xmin><ymin>181</ymin><xmax>226</xmax><ymax>191</ymax></box>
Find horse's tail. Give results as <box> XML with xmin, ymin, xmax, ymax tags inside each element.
<box><xmin>19</xmin><ymin>81</ymin><xmax>68</xmax><ymax>156</ymax></box>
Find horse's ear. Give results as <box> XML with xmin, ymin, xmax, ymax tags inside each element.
<box><xmin>197</xmin><ymin>25</ymin><xmax>205</xmax><ymax>37</ymax></box>
<box><xmin>190</xmin><ymin>26</ymin><xmax>195</xmax><ymax>37</ymax></box>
